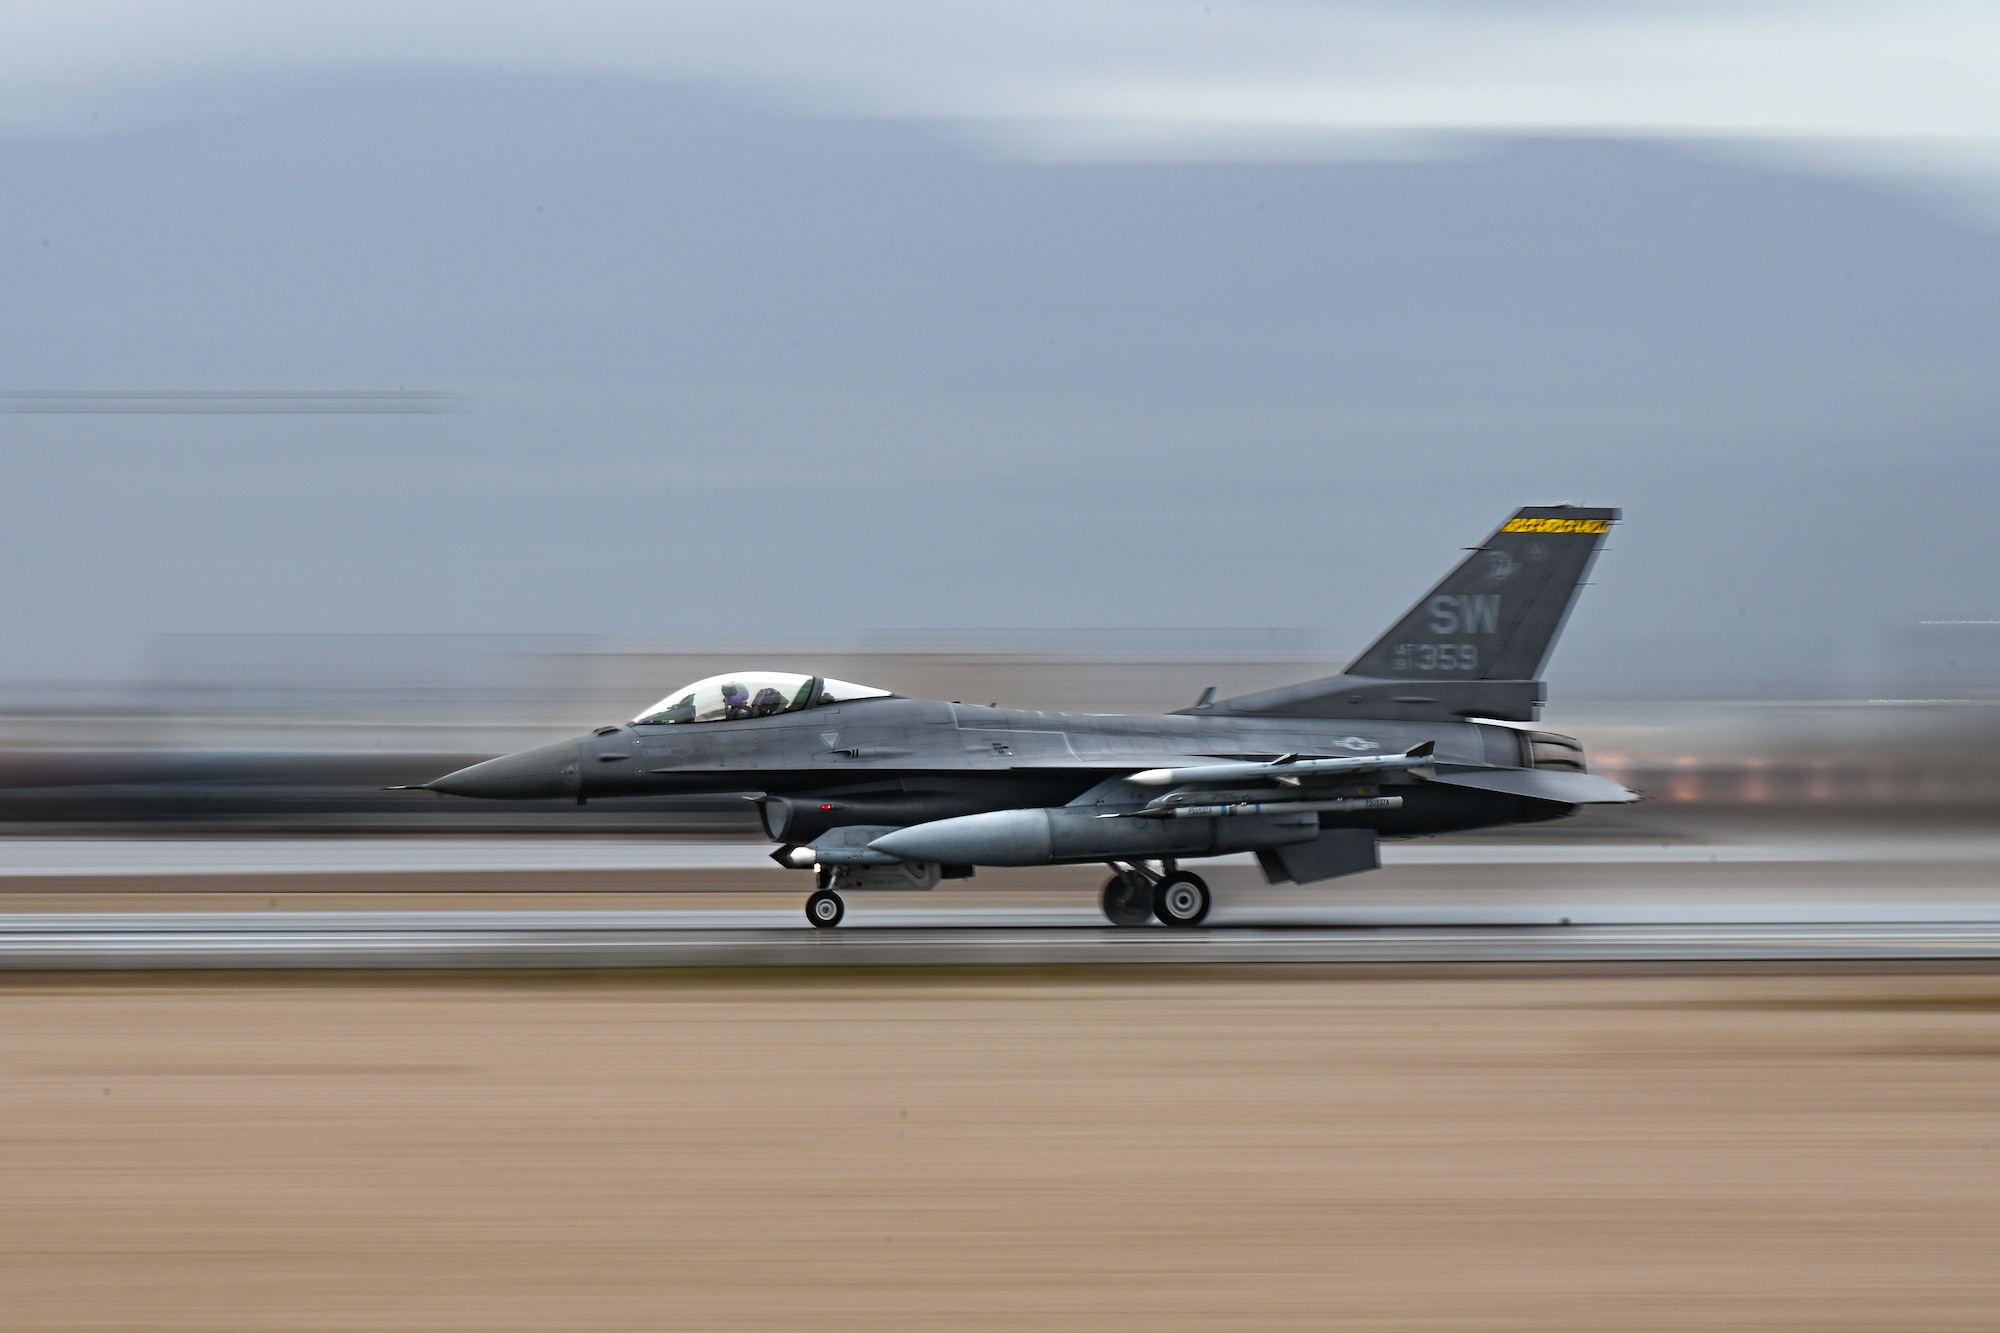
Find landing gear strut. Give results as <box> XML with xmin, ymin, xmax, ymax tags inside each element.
<box><xmin>1152</xmin><ymin>872</ymin><xmax>1211</xmax><ymax>927</ymax></box>
<box><xmin>805</xmin><ymin>888</ymin><xmax>845</xmax><ymax>928</ymax></box>
<box><xmin>1099</xmin><ymin>869</ymin><xmax>1155</xmax><ymax>926</ymax></box>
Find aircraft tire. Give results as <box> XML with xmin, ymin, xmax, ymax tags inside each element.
<box><xmin>1100</xmin><ymin>871</ymin><xmax>1156</xmax><ymax>927</ymax></box>
<box><xmin>805</xmin><ymin>889</ymin><xmax>845</xmax><ymax>929</ymax></box>
<box><xmin>1152</xmin><ymin>872</ymin><xmax>1211</xmax><ymax>927</ymax></box>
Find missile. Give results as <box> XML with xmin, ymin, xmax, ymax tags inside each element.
<box><xmin>1127</xmin><ymin>741</ymin><xmax>1434</xmax><ymax>787</ymax></box>
<box><xmin>1113</xmin><ymin>795</ymin><xmax>1403</xmax><ymax>820</ymax></box>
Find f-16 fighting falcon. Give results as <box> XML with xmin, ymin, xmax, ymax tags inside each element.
<box><xmin>420</xmin><ymin>506</ymin><xmax>1636</xmax><ymax>927</ymax></box>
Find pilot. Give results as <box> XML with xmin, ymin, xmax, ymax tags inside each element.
<box><xmin>720</xmin><ymin>681</ymin><xmax>752</xmax><ymax>720</ymax></box>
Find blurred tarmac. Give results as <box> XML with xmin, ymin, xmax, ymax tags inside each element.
<box><xmin>7</xmin><ymin>910</ymin><xmax>2000</xmax><ymax>970</ymax></box>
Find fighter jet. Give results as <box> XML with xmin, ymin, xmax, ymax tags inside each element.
<box><xmin>420</xmin><ymin>506</ymin><xmax>1635</xmax><ymax>927</ymax></box>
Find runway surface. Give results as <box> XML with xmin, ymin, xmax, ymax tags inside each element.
<box><xmin>7</xmin><ymin>823</ymin><xmax>2000</xmax><ymax>968</ymax></box>
<box><xmin>8</xmin><ymin>903</ymin><xmax>2000</xmax><ymax>968</ymax></box>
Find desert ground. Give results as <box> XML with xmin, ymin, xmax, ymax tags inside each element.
<box><xmin>2</xmin><ymin>966</ymin><xmax>1997</xmax><ymax>1330</ymax></box>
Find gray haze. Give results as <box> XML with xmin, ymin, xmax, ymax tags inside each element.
<box><xmin>4</xmin><ymin>77</ymin><xmax>1999</xmax><ymax>697</ymax></box>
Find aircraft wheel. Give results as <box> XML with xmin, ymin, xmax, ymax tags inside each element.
<box><xmin>805</xmin><ymin>889</ymin><xmax>845</xmax><ymax>929</ymax></box>
<box><xmin>1100</xmin><ymin>871</ymin><xmax>1155</xmax><ymax>927</ymax></box>
<box><xmin>1153</xmin><ymin>873</ymin><xmax>1211</xmax><ymax>927</ymax></box>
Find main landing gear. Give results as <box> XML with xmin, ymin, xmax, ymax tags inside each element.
<box><xmin>1100</xmin><ymin>869</ymin><xmax>1155</xmax><ymax>926</ymax></box>
<box><xmin>1152</xmin><ymin>872</ymin><xmax>1211</xmax><ymax>927</ymax></box>
<box><xmin>1099</xmin><ymin>863</ymin><xmax>1212</xmax><ymax>928</ymax></box>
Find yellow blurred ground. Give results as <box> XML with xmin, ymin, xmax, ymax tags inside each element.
<box><xmin>2</xmin><ymin>969</ymin><xmax>1997</xmax><ymax>1330</ymax></box>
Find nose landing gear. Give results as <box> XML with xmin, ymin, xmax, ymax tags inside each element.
<box><xmin>805</xmin><ymin>888</ymin><xmax>845</xmax><ymax>928</ymax></box>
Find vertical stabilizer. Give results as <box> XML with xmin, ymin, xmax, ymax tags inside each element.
<box><xmin>1343</xmin><ymin>506</ymin><xmax>1617</xmax><ymax>683</ymax></box>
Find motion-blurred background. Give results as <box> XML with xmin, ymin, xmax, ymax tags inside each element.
<box><xmin>4</xmin><ymin>2</ymin><xmax>2000</xmax><ymax>835</ymax></box>
<box><xmin>12</xmin><ymin>13</ymin><xmax>2000</xmax><ymax>1331</ymax></box>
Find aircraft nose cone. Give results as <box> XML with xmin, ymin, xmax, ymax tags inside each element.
<box><xmin>428</xmin><ymin>738</ymin><xmax>582</xmax><ymax>800</ymax></box>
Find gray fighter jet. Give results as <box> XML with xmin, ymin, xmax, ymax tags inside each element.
<box><xmin>421</xmin><ymin>506</ymin><xmax>1635</xmax><ymax>927</ymax></box>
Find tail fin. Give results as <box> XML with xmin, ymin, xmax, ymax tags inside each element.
<box><xmin>1343</xmin><ymin>506</ymin><xmax>1617</xmax><ymax>683</ymax></box>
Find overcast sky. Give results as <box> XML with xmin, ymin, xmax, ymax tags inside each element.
<box><xmin>8</xmin><ymin>2</ymin><xmax>1999</xmax><ymax>190</ymax></box>
<box><xmin>3</xmin><ymin>4</ymin><xmax>1999</xmax><ymax>697</ymax></box>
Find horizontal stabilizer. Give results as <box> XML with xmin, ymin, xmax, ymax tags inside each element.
<box><xmin>1426</xmin><ymin>768</ymin><xmax>1638</xmax><ymax>804</ymax></box>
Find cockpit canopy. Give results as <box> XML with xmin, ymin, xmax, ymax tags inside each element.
<box><xmin>631</xmin><ymin>672</ymin><xmax>892</xmax><ymax>725</ymax></box>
